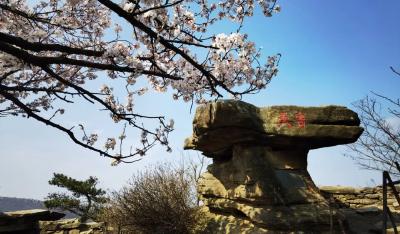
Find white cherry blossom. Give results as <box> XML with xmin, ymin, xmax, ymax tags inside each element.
<box><xmin>0</xmin><ymin>0</ymin><xmax>280</xmax><ymax>163</ymax></box>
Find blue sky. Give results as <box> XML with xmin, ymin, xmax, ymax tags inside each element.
<box><xmin>1</xmin><ymin>0</ymin><xmax>400</xmax><ymax>199</ymax></box>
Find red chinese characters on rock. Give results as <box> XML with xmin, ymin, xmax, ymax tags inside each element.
<box><xmin>295</xmin><ymin>112</ymin><xmax>306</xmax><ymax>128</ymax></box>
<box><xmin>277</xmin><ymin>112</ymin><xmax>306</xmax><ymax>129</ymax></box>
<box><xmin>278</xmin><ymin>112</ymin><xmax>292</xmax><ymax>128</ymax></box>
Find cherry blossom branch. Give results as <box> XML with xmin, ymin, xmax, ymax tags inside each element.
<box><xmin>132</xmin><ymin>0</ymin><xmax>184</xmax><ymax>16</ymax></box>
<box><xmin>0</xmin><ymin>84</ymin><xmax>100</xmax><ymax>96</ymax></box>
<box><xmin>0</xmin><ymin>0</ymin><xmax>279</xmax><ymax>163</ymax></box>
<box><xmin>41</xmin><ymin>66</ymin><xmax>166</xmax><ymax>124</ymax></box>
<box><xmin>165</xmin><ymin>39</ymin><xmax>218</xmax><ymax>49</ymax></box>
<box><xmin>97</xmin><ymin>0</ymin><xmax>224</xmax><ymax>97</ymax></box>
<box><xmin>390</xmin><ymin>66</ymin><xmax>400</xmax><ymax>76</ymax></box>
<box><xmin>0</xmin><ymin>3</ymin><xmax>76</xmax><ymax>30</ymax></box>
<box><xmin>0</xmin><ymin>40</ymin><xmax>183</xmax><ymax>81</ymax></box>
<box><xmin>0</xmin><ymin>88</ymin><xmax>137</xmax><ymax>160</ymax></box>
<box><xmin>0</xmin><ymin>32</ymin><xmax>104</xmax><ymax>56</ymax></box>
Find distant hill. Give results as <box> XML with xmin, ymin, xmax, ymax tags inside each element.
<box><xmin>0</xmin><ymin>197</ymin><xmax>77</xmax><ymax>218</ymax></box>
<box><xmin>0</xmin><ymin>196</ymin><xmax>45</xmax><ymax>212</ymax></box>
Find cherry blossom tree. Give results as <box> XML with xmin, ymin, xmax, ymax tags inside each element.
<box><xmin>0</xmin><ymin>0</ymin><xmax>280</xmax><ymax>164</ymax></box>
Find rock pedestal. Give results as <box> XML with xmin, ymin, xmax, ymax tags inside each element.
<box><xmin>184</xmin><ymin>100</ymin><xmax>363</xmax><ymax>233</ymax></box>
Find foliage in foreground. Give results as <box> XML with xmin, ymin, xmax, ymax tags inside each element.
<box><xmin>44</xmin><ymin>173</ymin><xmax>107</xmax><ymax>222</ymax></box>
<box><xmin>100</xmin><ymin>163</ymin><xmax>207</xmax><ymax>234</ymax></box>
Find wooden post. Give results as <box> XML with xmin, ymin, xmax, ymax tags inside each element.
<box><xmin>383</xmin><ymin>171</ymin><xmax>388</xmax><ymax>234</ymax></box>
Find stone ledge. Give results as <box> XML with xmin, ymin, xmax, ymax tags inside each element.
<box><xmin>40</xmin><ymin>218</ymin><xmax>105</xmax><ymax>232</ymax></box>
<box><xmin>185</xmin><ymin>100</ymin><xmax>363</xmax><ymax>155</ymax></box>
<box><xmin>2</xmin><ymin>209</ymin><xmax>65</xmax><ymax>220</ymax></box>
<box><xmin>319</xmin><ymin>186</ymin><xmax>362</xmax><ymax>194</ymax></box>
<box><xmin>0</xmin><ymin>209</ymin><xmax>105</xmax><ymax>234</ymax></box>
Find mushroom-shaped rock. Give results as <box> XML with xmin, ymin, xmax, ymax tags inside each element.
<box><xmin>185</xmin><ymin>100</ymin><xmax>363</xmax><ymax>233</ymax></box>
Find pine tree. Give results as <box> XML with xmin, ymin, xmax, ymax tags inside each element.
<box><xmin>44</xmin><ymin>173</ymin><xmax>107</xmax><ymax>222</ymax></box>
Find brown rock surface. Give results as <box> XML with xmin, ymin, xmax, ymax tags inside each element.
<box><xmin>185</xmin><ymin>100</ymin><xmax>364</xmax><ymax>233</ymax></box>
<box><xmin>184</xmin><ymin>100</ymin><xmax>363</xmax><ymax>156</ymax></box>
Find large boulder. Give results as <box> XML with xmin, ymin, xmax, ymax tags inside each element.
<box><xmin>185</xmin><ymin>100</ymin><xmax>363</xmax><ymax>233</ymax></box>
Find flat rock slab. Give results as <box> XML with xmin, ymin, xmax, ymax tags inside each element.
<box><xmin>319</xmin><ymin>186</ymin><xmax>362</xmax><ymax>194</ymax></box>
<box><xmin>1</xmin><ymin>209</ymin><xmax>65</xmax><ymax>220</ymax></box>
<box><xmin>0</xmin><ymin>209</ymin><xmax>65</xmax><ymax>233</ymax></box>
<box><xmin>39</xmin><ymin>218</ymin><xmax>105</xmax><ymax>231</ymax></box>
<box><xmin>184</xmin><ymin>100</ymin><xmax>363</xmax><ymax>155</ymax></box>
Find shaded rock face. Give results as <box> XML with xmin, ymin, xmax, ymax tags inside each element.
<box><xmin>199</xmin><ymin>146</ymin><xmax>324</xmax><ymax>206</ymax></box>
<box><xmin>0</xmin><ymin>209</ymin><xmax>65</xmax><ymax>233</ymax></box>
<box><xmin>184</xmin><ymin>100</ymin><xmax>363</xmax><ymax>233</ymax></box>
<box><xmin>0</xmin><ymin>209</ymin><xmax>105</xmax><ymax>234</ymax></box>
